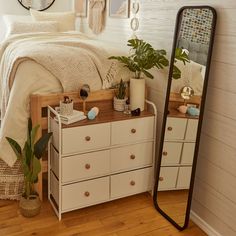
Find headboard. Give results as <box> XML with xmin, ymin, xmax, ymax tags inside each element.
<box><xmin>178</xmin><ymin>38</ymin><xmax>209</xmax><ymax>66</ymax></box>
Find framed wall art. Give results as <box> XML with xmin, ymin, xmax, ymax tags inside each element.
<box><xmin>73</xmin><ymin>0</ymin><xmax>87</xmax><ymax>17</ymax></box>
<box><xmin>109</xmin><ymin>0</ymin><xmax>130</xmax><ymax>18</ymax></box>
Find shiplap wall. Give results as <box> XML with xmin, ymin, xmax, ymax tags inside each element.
<box><xmin>82</xmin><ymin>1</ymin><xmax>236</xmax><ymax>235</ymax></box>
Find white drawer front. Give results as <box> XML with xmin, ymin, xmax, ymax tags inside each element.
<box><xmin>110</xmin><ymin>168</ymin><xmax>153</xmax><ymax>199</ymax></box>
<box><xmin>165</xmin><ymin>117</ymin><xmax>187</xmax><ymax>140</ymax></box>
<box><xmin>158</xmin><ymin>167</ymin><xmax>178</xmax><ymax>190</ymax></box>
<box><xmin>50</xmin><ymin>171</ymin><xmax>59</xmax><ymax>206</ymax></box>
<box><xmin>176</xmin><ymin>166</ymin><xmax>192</xmax><ymax>189</ymax></box>
<box><xmin>62</xmin><ymin>123</ymin><xmax>110</xmax><ymax>155</ymax></box>
<box><xmin>185</xmin><ymin>119</ymin><xmax>198</xmax><ymax>141</ymax></box>
<box><xmin>111</xmin><ymin>117</ymin><xmax>154</xmax><ymax>145</ymax></box>
<box><xmin>111</xmin><ymin>142</ymin><xmax>153</xmax><ymax>173</ymax></box>
<box><xmin>62</xmin><ymin>150</ymin><xmax>110</xmax><ymax>183</ymax></box>
<box><xmin>161</xmin><ymin>142</ymin><xmax>182</xmax><ymax>165</ymax></box>
<box><xmin>62</xmin><ymin>177</ymin><xmax>109</xmax><ymax>211</ymax></box>
<box><xmin>50</xmin><ymin>145</ymin><xmax>59</xmax><ymax>178</ymax></box>
<box><xmin>181</xmin><ymin>142</ymin><xmax>195</xmax><ymax>165</ymax></box>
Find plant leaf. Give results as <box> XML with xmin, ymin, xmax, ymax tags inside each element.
<box><xmin>5</xmin><ymin>137</ymin><xmax>22</xmax><ymax>159</ymax></box>
<box><xmin>31</xmin><ymin>156</ymin><xmax>41</xmax><ymax>183</ymax></box>
<box><xmin>34</xmin><ymin>132</ymin><xmax>52</xmax><ymax>159</ymax></box>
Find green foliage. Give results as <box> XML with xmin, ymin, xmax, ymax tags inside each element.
<box><xmin>109</xmin><ymin>39</ymin><xmax>169</xmax><ymax>79</ymax></box>
<box><xmin>6</xmin><ymin>118</ymin><xmax>52</xmax><ymax>199</ymax></box>
<box><xmin>115</xmin><ymin>79</ymin><xmax>127</xmax><ymax>99</ymax></box>
<box><xmin>109</xmin><ymin>38</ymin><xmax>190</xmax><ymax>80</ymax></box>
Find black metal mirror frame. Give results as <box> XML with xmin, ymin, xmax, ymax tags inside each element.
<box><xmin>18</xmin><ymin>0</ymin><xmax>55</xmax><ymax>11</ymax></box>
<box><xmin>153</xmin><ymin>5</ymin><xmax>217</xmax><ymax>231</ymax></box>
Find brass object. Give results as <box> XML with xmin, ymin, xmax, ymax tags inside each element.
<box><xmin>159</xmin><ymin>177</ymin><xmax>164</xmax><ymax>182</ymax></box>
<box><xmin>163</xmin><ymin>151</ymin><xmax>168</xmax><ymax>156</ymax></box>
<box><xmin>130</xmin><ymin>154</ymin><xmax>136</xmax><ymax>160</ymax></box>
<box><xmin>85</xmin><ymin>164</ymin><xmax>91</xmax><ymax>170</ymax></box>
<box><xmin>131</xmin><ymin>128</ymin><xmax>136</xmax><ymax>134</ymax></box>
<box><xmin>130</xmin><ymin>180</ymin><xmax>136</xmax><ymax>186</ymax></box>
<box><xmin>84</xmin><ymin>191</ymin><xmax>90</xmax><ymax>197</ymax></box>
<box><xmin>167</xmin><ymin>127</ymin><xmax>173</xmax><ymax>131</ymax></box>
<box><xmin>85</xmin><ymin>136</ymin><xmax>91</xmax><ymax>141</ymax></box>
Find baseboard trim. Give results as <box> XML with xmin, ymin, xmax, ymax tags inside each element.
<box><xmin>190</xmin><ymin>210</ymin><xmax>222</xmax><ymax>236</ymax></box>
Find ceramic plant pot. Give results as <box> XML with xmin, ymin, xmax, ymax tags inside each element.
<box><xmin>130</xmin><ymin>77</ymin><xmax>145</xmax><ymax>111</ymax></box>
<box><xmin>19</xmin><ymin>195</ymin><xmax>41</xmax><ymax>217</ymax></box>
<box><xmin>113</xmin><ymin>97</ymin><xmax>128</xmax><ymax>112</ymax></box>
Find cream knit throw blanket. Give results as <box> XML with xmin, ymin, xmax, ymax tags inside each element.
<box><xmin>0</xmin><ymin>32</ymin><xmax>117</xmax><ymax>118</ymax></box>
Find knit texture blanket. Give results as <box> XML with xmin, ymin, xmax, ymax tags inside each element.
<box><xmin>0</xmin><ymin>32</ymin><xmax>118</xmax><ymax>118</ymax></box>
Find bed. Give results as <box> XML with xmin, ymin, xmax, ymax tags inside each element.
<box><xmin>0</xmin><ymin>28</ymin><xmax>129</xmax><ymax>200</ymax></box>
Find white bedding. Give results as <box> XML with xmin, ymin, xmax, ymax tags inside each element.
<box><xmin>0</xmin><ymin>32</ymin><xmax>129</xmax><ymax>167</ymax></box>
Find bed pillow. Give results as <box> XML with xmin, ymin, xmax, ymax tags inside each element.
<box><xmin>6</xmin><ymin>21</ymin><xmax>59</xmax><ymax>36</ymax></box>
<box><xmin>8</xmin><ymin>21</ymin><xmax>58</xmax><ymax>35</ymax></box>
<box><xmin>30</xmin><ymin>9</ymin><xmax>76</xmax><ymax>32</ymax></box>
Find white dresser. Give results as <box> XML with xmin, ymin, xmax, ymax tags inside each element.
<box><xmin>48</xmin><ymin>104</ymin><xmax>156</xmax><ymax>220</ymax></box>
<box><xmin>158</xmin><ymin>116</ymin><xmax>198</xmax><ymax>191</ymax></box>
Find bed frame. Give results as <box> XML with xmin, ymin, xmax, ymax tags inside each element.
<box><xmin>30</xmin><ymin>89</ymin><xmax>115</xmax><ymax>200</ymax></box>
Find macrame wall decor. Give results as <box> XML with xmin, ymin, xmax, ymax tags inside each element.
<box><xmin>88</xmin><ymin>0</ymin><xmax>106</xmax><ymax>34</ymax></box>
<box><xmin>130</xmin><ymin>0</ymin><xmax>140</xmax><ymax>38</ymax></box>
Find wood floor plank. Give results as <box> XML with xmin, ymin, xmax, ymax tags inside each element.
<box><xmin>0</xmin><ymin>193</ymin><xmax>206</xmax><ymax>236</ymax></box>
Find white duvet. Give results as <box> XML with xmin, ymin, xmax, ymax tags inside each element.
<box><xmin>0</xmin><ymin>32</ymin><xmax>129</xmax><ymax>167</ymax></box>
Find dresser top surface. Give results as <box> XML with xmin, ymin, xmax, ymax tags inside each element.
<box><xmin>60</xmin><ymin>110</ymin><xmax>154</xmax><ymax>128</ymax></box>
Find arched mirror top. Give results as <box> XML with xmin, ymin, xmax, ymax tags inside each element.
<box><xmin>18</xmin><ymin>0</ymin><xmax>55</xmax><ymax>11</ymax></box>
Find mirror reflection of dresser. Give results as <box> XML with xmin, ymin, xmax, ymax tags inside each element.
<box><xmin>153</xmin><ymin>6</ymin><xmax>217</xmax><ymax>230</ymax></box>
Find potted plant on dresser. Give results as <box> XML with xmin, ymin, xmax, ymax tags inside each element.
<box><xmin>113</xmin><ymin>79</ymin><xmax>128</xmax><ymax>111</ymax></box>
<box><xmin>6</xmin><ymin>118</ymin><xmax>52</xmax><ymax>217</ymax></box>
<box><xmin>109</xmin><ymin>39</ymin><xmax>189</xmax><ymax>111</ymax></box>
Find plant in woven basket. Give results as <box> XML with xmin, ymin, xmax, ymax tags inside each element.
<box><xmin>6</xmin><ymin>118</ymin><xmax>52</xmax><ymax>217</ymax></box>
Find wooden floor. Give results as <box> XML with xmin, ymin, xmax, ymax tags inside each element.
<box><xmin>0</xmin><ymin>193</ymin><xmax>207</xmax><ymax>236</ymax></box>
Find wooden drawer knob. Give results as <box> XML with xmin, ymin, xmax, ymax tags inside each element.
<box><xmin>130</xmin><ymin>154</ymin><xmax>136</xmax><ymax>160</ymax></box>
<box><xmin>131</xmin><ymin>128</ymin><xmax>136</xmax><ymax>134</ymax></box>
<box><xmin>159</xmin><ymin>177</ymin><xmax>164</xmax><ymax>182</ymax></box>
<box><xmin>162</xmin><ymin>151</ymin><xmax>168</xmax><ymax>156</ymax></box>
<box><xmin>130</xmin><ymin>180</ymin><xmax>136</xmax><ymax>186</ymax></box>
<box><xmin>85</xmin><ymin>136</ymin><xmax>91</xmax><ymax>141</ymax></box>
<box><xmin>84</xmin><ymin>191</ymin><xmax>90</xmax><ymax>197</ymax></box>
<box><xmin>167</xmin><ymin>127</ymin><xmax>173</xmax><ymax>131</ymax></box>
<box><xmin>85</xmin><ymin>164</ymin><xmax>91</xmax><ymax>170</ymax></box>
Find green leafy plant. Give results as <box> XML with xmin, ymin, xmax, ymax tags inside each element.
<box><xmin>109</xmin><ymin>38</ymin><xmax>190</xmax><ymax>79</ymax></box>
<box><xmin>115</xmin><ymin>79</ymin><xmax>127</xmax><ymax>99</ymax></box>
<box><xmin>6</xmin><ymin>118</ymin><xmax>52</xmax><ymax>199</ymax></box>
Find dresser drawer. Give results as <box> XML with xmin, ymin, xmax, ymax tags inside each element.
<box><xmin>50</xmin><ymin>145</ymin><xmax>59</xmax><ymax>178</ymax></box>
<box><xmin>111</xmin><ymin>142</ymin><xmax>153</xmax><ymax>173</ymax></box>
<box><xmin>62</xmin><ymin>177</ymin><xmax>109</xmax><ymax>211</ymax></box>
<box><xmin>110</xmin><ymin>168</ymin><xmax>153</xmax><ymax>199</ymax></box>
<box><xmin>158</xmin><ymin>167</ymin><xmax>178</xmax><ymax>190</ymax></box>
<box><xmin>181</xmin><ymin>142</ymin><xmax>195</xmax><ymax>165</ymax></box>
<box><xmin>161</xmin><ymin>142</ymin><xmax>182</xmax><ymax>165</ymax></box>
<box><xmin>176</xmin><ymin>166</ymin><xmax>192</xmax><ymax>189</ymax></box>
<box><xmin>185</xmin><ymin>119</ymin><xmax>198</xmax><ymax>141</ymax></box>
<box><xmin>164</xmin><ymin>117</ymin><xmax>187</xmax><ymax>140</ymax></box>
<box><xmin>62</xmin><ymin>123</ymin><xmax>110</xmax><ymax>155</ymax></box>
<box><xmin>62</xmin><ymin>150</ymin><xmax>110</xmax><ymax>183</ymax></box>
<box><xmin>111</xmin><ymin>117</ymin><xmax>154</xmax><ymax>145</ymax></box>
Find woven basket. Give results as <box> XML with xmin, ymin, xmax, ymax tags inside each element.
<box><xmin>19</xmin><ymin>195</ymin><xmax>41</xmax><ymax>217</ymax></box>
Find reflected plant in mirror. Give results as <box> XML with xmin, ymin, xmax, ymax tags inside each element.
<box><xmin>153</xmin><ymin>6</ymin><xmax>217</xmax><ymax>230</ymax></box>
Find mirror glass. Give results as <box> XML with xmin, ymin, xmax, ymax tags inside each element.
<box><xmin>154</xmin><ymin>6</ymin><xmax>216</xmax><ymax>230</ymax></box>
<box><xmin>18</xmin><ymin>0</ymin><xmax>55</xmax><ymax>11</ymax></box>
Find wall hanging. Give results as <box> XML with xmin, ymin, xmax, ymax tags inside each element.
<box><xmin>130</xmin><ymin>0</ymin><xmax>140</xmax><ymax>38</ymax></box>
<box><xmin>88</xmin><ymin>0</ymin><xmax>106</xmax><ymax>34</ymax></box>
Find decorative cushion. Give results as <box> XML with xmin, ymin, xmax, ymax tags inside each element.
<box><xmin>6</xmin><ymin>21</ymin><xmax>58</xmax><ymax>36</ymax></box>
<box><xmin>30</xmin><ymin>9</ymin><xmax>76</xmax><ymax>32</ymax></box>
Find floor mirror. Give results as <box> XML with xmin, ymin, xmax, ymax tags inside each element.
<box><xmin>153</xmin><ymin>6</ymin><xmax>217</xmax><ymax>230</ymax></box>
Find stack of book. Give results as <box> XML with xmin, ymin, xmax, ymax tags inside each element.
<box><xmin>55</xmin><ymin>109</ymin><xmax>87</xmax><ymax>125</ymax></box>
